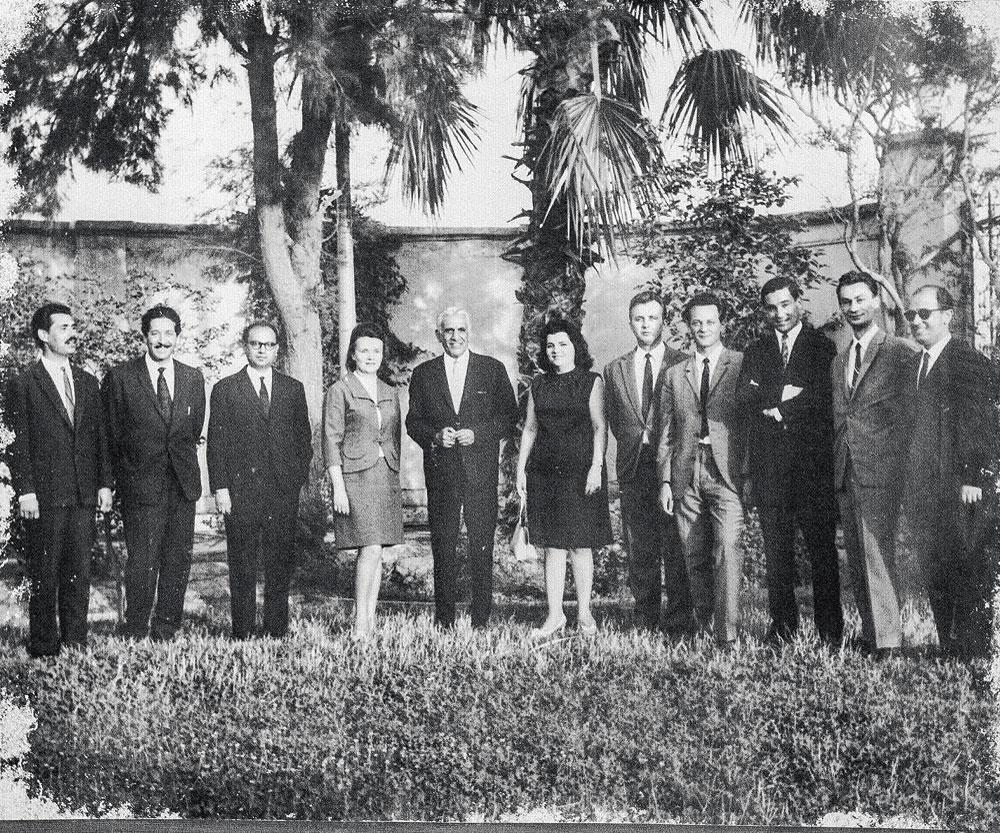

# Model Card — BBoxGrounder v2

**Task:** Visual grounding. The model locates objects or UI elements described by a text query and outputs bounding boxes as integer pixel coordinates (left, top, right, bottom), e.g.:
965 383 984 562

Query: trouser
838 468 901 649
225 491 299 638
620 446 692 633
675 445 745 643
427 472 498 628
758 496 843 644
24 504 94 657
122 478 196 640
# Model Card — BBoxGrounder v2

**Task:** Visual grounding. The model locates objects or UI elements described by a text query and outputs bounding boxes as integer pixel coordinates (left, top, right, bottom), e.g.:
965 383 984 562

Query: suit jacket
7 360 112 508
832 329 916 491
323 373 401 474
207 367 313 503
904 338 999 499
604 344 688 482
657 348 745 502
102 355 206 504
405 351 518 487
736 325 836 508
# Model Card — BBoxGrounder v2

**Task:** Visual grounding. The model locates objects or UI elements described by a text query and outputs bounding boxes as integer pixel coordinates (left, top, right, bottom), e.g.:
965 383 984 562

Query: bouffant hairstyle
537 315 594 373
345 322 386 372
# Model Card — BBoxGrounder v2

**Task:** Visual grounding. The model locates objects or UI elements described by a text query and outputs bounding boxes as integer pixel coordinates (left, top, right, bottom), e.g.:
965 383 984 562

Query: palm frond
628 0 712 52
661 48 791 167
539 93 665 257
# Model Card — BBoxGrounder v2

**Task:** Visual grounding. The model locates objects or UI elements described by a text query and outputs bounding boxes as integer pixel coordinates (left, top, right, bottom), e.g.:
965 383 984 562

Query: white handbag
511 501 537 562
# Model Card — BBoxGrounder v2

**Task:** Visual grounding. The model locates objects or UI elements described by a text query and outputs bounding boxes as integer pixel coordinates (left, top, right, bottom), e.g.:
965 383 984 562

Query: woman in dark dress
323 324 404 638
516 316 612 639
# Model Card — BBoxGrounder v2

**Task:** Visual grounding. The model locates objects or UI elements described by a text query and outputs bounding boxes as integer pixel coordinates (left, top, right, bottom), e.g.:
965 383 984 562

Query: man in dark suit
207 321 312 639
658 293 746 645
902 284 999 658
406 307 518 628
8 303 112 657
102 304 206 640
832 271 915 659
604 290 691 634
736 276 844 647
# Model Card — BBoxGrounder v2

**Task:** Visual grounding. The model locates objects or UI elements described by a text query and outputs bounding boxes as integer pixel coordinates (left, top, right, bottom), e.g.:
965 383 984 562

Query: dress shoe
529 614 567 641
578 617 598 637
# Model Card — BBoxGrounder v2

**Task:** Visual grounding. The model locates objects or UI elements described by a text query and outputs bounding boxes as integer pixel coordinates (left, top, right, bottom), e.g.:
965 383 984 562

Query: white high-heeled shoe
529 614 567 641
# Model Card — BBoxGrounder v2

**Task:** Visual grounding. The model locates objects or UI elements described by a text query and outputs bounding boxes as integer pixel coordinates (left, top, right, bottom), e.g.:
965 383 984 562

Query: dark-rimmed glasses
904 308 948 323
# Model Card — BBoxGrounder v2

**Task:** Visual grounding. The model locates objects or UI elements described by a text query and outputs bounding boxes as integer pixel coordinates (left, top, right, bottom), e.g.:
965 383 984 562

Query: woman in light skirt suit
323 324 403 638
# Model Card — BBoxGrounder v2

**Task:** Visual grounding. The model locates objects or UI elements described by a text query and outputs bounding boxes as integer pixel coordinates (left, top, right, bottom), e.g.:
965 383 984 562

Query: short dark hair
760 276 802 303
836 271 880 301
628 290 665 316
141 304 181 336
537 315 594 373
29 302 72 348
910 283 954 310
682 292 727 323
242 320 280 344
345 322 385 372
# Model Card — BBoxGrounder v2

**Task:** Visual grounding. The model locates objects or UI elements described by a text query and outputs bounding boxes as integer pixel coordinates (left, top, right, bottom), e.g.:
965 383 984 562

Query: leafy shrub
0 612 995 827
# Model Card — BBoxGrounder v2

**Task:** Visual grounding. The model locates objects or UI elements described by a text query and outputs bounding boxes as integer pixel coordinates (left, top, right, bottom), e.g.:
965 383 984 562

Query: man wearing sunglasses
902 285 999 658
207 321 312 639
832 272 915 660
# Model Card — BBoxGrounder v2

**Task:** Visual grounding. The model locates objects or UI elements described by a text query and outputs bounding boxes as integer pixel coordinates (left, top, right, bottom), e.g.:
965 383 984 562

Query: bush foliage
0 612 995 827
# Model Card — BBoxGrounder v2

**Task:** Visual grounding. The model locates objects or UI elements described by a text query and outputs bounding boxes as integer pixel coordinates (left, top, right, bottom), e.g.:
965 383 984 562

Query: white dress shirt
245 365 274 400
633 341 666 444
40 353 74 416
145 353 175 398
694 342 724 446
775 321 803 362
444 350 470 413
846 325 880 391
919 333 951 380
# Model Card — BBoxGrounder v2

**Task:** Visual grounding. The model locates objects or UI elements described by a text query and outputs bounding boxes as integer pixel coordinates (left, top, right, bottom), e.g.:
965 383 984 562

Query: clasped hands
435 426 475 447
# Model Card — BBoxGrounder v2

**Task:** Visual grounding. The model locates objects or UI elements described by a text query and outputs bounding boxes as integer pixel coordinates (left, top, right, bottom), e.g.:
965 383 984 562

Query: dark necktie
699 357 710 438
780 333 789 369
259 376 270 417
156 367 172 420
61 366 75 424
641 352 653 421
850 342 862 393
917 351 930 390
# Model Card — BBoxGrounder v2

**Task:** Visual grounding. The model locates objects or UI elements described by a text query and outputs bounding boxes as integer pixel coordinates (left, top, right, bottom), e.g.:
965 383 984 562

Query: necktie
61 366 75 423
917 351 930 390
641 352 653 420
850 342 862 393
259 376 270 416
156 367 172 420
699 357 710 438
780 333 789 369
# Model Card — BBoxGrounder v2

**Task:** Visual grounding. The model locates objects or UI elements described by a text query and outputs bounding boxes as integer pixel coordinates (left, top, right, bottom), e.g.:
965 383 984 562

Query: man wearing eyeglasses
902 285 999 658
207 321 312 639
832 272 915 660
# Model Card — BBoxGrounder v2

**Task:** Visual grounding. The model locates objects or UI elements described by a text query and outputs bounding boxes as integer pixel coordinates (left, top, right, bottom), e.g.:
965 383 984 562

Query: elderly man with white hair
406 307 518 629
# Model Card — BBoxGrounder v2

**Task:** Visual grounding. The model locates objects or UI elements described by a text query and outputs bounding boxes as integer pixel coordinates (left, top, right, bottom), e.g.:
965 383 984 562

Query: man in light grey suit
658 293 746 645
604 290 691 634
832 271 915 660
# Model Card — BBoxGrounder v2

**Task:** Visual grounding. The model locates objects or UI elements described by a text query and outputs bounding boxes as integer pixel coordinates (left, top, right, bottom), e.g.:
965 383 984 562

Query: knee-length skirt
527 469 612 550
334 457 404 549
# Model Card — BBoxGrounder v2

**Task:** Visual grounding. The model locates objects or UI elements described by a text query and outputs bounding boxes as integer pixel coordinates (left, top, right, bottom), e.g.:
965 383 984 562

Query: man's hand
961 484 983 505
435 426 457 448
659 483 673 515
18 494 39 520
215 488 232 515
455 428 475 446
585 464 602 496
781 384 803 402
515 469 527 500
762 407 783 422
97 488 113 513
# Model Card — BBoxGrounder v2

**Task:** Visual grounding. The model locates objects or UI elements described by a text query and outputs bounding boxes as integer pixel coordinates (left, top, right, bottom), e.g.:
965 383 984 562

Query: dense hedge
0 613 996 827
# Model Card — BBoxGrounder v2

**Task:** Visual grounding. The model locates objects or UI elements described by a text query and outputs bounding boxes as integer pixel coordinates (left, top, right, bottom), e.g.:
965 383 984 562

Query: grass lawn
0 582 996 828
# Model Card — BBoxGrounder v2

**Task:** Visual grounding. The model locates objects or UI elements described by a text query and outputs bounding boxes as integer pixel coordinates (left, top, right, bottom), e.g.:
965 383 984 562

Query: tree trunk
335 121 357 371
245 15 326 425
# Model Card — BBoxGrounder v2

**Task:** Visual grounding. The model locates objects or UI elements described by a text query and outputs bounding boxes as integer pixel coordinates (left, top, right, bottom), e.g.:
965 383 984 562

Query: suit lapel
239 367 269 418
708 350 732 397
169 363 186 428
431 356 457 417
685 356 699 401
457 352 476 415
851 330 885 397
619 353 642 422
32 361 73 429
135 356 167 423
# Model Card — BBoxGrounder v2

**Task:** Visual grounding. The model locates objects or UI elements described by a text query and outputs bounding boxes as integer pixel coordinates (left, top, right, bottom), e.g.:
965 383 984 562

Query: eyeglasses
903 308 948 323
247 341 278 349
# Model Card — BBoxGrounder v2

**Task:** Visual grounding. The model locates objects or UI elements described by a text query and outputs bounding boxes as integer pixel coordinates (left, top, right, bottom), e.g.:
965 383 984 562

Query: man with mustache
8 303 112 657
102 305 206 640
